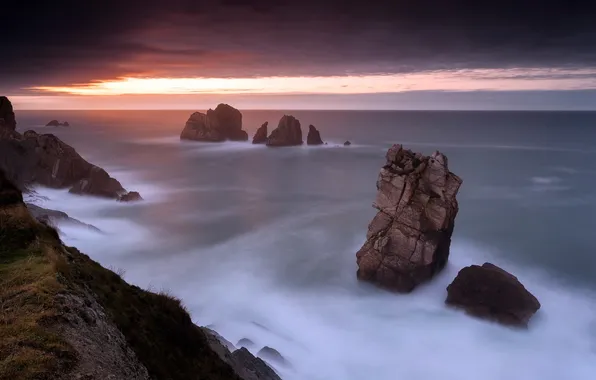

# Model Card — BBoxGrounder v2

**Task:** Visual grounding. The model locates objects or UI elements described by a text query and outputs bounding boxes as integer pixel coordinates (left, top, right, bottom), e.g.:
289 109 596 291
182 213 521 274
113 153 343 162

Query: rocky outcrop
202 328 281 380
446 263 541 327
118 191 143 202
266 115 302 147
180 103 248 142
257 346 287 366
26 203 100 231
306 125 323 145
0 96 16 131
0 126 141 201
356 144 462 292
46 120 70 127
252 122 268 144
343 140 351 146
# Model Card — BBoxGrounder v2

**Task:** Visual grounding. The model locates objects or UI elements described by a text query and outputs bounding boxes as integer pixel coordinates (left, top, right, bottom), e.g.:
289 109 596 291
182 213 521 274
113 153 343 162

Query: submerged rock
356 144 462 292
446 263 541 327
180 103 248 142
306 124 324 145
266 115 302 147
252 122 268 144
343 140 351 146
0 96 16 131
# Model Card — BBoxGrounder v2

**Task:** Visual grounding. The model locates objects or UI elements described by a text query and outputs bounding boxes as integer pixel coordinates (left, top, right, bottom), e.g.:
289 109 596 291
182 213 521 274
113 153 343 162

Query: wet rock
0 96 17 131
343 140 351 146
266 115 302 147
257 346 287 366
118 191 143 202
180 103 248 142
356 144 462 292
306 124 324 145
446 262 541 327
252 122 268 144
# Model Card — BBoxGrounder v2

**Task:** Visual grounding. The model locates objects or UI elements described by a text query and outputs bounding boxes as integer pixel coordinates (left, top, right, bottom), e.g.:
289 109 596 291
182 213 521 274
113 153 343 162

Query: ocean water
17 110 596 379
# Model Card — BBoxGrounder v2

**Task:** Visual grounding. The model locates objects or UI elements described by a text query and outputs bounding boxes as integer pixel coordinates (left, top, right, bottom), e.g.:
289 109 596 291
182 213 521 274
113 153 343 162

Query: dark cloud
3 0 596 93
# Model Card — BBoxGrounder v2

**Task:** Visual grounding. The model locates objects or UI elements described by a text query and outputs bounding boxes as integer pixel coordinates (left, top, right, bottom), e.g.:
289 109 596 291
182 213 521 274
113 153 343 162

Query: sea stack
446 263 541 327
252 122 268 144
46 120 70 127
306 124 324 145
356 144 462 292
180 103 248 142
266 115 303 147
0 96 16 131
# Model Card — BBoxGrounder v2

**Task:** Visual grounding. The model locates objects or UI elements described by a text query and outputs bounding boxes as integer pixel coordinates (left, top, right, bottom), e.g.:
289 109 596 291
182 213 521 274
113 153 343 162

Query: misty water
18 110 596 379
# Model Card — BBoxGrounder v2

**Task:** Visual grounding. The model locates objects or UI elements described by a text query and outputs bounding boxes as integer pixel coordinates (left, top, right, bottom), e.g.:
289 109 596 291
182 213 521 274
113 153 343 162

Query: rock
69 166 125 199
63 121 70 127
0 96 17 130
343 140 351 146
356 144 463 292
257 346 286 366
0 169 23 206
446 263 541 327
118 191 143 202
237 338 256 349
252 122 268 144
26 203 101 232
202 328 281 380
201 327 237 352
266 115 303 147
180 103 248 142
46 119 61 127
306 124 324 145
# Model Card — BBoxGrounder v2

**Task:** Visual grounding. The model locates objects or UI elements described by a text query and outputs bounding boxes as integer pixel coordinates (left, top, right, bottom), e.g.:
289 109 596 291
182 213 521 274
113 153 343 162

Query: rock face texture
356 144 463 292
446 263 541 327
252 122 268 144
180 103 248 142
0 97 141 201
266 115 303 147
202 328 281 380
306 125 324 145
0 96 16 130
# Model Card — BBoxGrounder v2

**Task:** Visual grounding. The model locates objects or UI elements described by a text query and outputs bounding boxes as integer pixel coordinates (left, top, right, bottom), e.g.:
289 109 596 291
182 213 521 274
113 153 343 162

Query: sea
15 110 596 380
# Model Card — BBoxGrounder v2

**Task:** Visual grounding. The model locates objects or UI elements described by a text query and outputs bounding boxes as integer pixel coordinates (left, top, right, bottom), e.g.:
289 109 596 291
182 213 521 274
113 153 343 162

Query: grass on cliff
1 203 240 380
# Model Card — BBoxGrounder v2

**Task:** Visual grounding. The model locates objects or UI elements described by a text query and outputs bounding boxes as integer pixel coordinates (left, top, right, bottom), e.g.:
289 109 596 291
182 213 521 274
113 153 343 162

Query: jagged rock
202 328 281 380
446 263 541 327
0 96 16 131
118 191 143 202
306 124 323 145
356 144 462 292
266 115 302 147
180 103 248 142
343 140 351 146
257 346 287 366
252 122 268 144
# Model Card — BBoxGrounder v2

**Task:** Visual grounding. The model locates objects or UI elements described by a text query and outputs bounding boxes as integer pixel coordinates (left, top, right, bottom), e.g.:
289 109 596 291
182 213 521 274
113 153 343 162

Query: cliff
0 169 278 380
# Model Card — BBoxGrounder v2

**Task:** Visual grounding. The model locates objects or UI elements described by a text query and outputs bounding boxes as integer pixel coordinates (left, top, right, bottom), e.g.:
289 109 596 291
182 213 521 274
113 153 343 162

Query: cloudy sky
4 0 596 109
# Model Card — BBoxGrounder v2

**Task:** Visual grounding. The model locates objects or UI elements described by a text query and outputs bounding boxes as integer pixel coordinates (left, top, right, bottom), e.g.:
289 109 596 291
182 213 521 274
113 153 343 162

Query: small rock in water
257 346 287 366
118 191 143 202
446 262 541 327
252 122 268 144
306 124 324 145
343 140 351 146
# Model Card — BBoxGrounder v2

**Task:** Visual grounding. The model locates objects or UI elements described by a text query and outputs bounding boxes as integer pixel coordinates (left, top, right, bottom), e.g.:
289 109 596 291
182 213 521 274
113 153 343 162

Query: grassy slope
0 201 240 380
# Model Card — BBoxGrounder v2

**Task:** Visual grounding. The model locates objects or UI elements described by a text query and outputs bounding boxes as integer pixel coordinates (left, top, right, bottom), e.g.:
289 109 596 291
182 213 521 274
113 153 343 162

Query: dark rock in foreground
203 328 281 380
180 103 248 142
252 122 268 144
46 120 70 127
343 140 351 146
446 263 541 327
0 96 16 131
266 115 302 147
356 144 462 292
306 124 323 145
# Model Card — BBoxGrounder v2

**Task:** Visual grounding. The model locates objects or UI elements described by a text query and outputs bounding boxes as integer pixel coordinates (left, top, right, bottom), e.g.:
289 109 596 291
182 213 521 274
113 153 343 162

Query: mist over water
19 110 596 379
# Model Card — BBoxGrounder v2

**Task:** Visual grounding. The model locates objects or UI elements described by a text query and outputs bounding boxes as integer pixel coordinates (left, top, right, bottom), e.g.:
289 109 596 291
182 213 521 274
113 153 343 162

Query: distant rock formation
180 103 248 142
0 97 141 202
446 263 541 327
0 96 16 131
46 120 70 127
306 125 323 145
343 140 351 146
266 115 303 147
356 144 462 292
257 346 287 366
252 122 268 144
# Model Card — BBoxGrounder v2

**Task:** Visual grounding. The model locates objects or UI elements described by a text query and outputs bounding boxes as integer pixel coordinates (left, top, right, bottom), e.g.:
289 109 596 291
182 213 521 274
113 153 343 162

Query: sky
3 0 596 110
